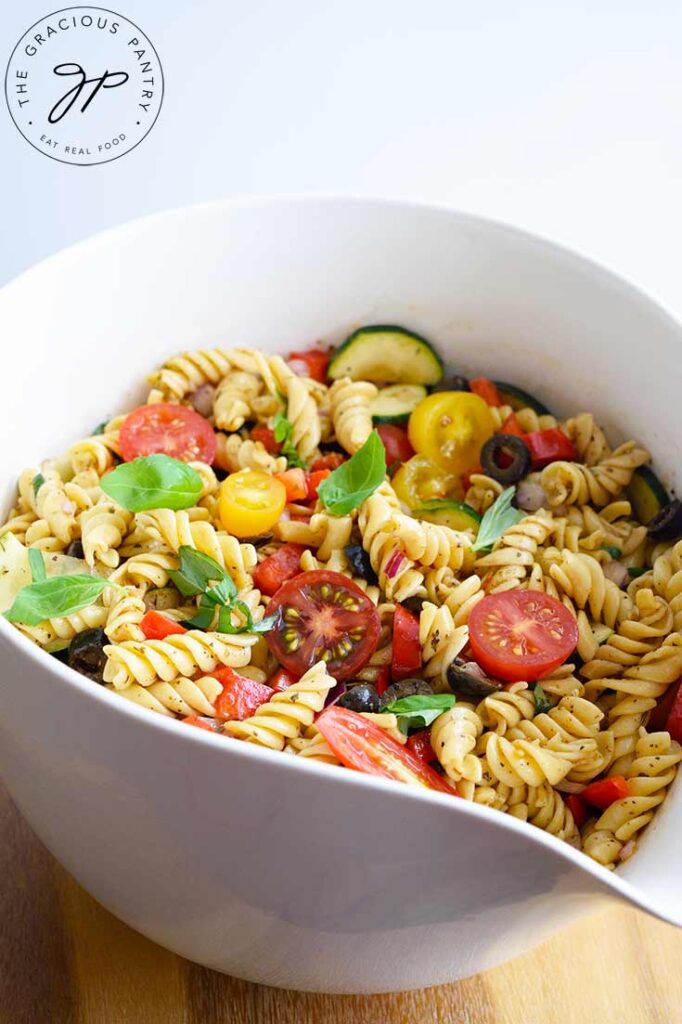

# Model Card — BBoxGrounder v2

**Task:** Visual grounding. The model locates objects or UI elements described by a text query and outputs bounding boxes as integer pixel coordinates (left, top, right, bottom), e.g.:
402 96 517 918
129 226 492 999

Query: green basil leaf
600 545 622 559
187 602 216 630
318 432 387 516
100 454 203 512
92 420 108 436
28 548 46 583
383 693 456 733
272 411 306 469
32 472 45 495
471 486 524 553
173 545 237 600
4 575 112 626
628 566 647 579
533 683 553 715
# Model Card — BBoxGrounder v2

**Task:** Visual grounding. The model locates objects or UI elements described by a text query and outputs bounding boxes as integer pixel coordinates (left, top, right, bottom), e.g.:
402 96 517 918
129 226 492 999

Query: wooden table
2 785 681 1024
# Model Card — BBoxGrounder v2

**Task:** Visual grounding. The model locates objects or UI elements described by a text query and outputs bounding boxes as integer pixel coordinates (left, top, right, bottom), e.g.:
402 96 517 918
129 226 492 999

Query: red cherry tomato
469 378 502 406
212 667 274 721
288 348 330 383
462 463 483 491
182 715 220 732
311 452 346 472
564 793 588 829
523 428 577 469
140 610 187 640
267 667 299 692
374 665 390 696
306 468 331 501
499 412 524 437
650 678 682 741
252 543 307 597
119 403 217 464
581 776 630 809
316 706 458 794
468 591 578 682
407 728 438 764
392 605 422 681
376 424 415 467
275 468 308 502
264 570 381 682
251 425 281 454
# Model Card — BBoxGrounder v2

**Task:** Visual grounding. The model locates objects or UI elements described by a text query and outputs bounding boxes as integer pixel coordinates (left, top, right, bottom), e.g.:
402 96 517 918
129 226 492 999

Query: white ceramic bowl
0 198 680 994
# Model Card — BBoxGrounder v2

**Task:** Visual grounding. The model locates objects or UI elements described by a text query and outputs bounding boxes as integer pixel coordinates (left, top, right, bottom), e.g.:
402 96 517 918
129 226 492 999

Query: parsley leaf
628 566 647 579
382 693 456 734
533 683 553 715
471 486 524 553
317 431 387 516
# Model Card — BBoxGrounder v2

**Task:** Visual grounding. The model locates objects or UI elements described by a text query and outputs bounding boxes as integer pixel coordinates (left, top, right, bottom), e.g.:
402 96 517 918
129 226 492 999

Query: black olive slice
338 684 382 713
67 628 108 683
480 434 532 486
65 539 85 559
647 499 682 541
344 544 378 584
446 658 501 698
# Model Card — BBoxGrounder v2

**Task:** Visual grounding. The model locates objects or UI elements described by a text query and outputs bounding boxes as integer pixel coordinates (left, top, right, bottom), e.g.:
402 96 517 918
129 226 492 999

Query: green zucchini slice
494 382 551 416
413 499 482 533
627 466 670 525
371 384 427 424
328 326 444 385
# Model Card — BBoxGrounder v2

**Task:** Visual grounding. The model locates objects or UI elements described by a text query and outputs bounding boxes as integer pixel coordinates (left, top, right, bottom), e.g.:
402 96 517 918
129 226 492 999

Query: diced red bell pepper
470 378 502 406
407 728 438 764
268 667 299 692
251 425 281 454
212 667 274 721
182 714 220 732
392 605 422 681
140 610 187 640
581 776 630 809
306 468 331 501
275 468 308 502
376 424 415 465
523 428 577 469
500 412 524 437
564 793 588 829
311 452 346 472
374 665 390 697
663 679 682 743
288 348 330 383
252 543 306 596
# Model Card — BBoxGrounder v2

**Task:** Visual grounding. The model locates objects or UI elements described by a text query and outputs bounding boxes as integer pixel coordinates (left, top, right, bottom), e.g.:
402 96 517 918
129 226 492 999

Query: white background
1 0 681 319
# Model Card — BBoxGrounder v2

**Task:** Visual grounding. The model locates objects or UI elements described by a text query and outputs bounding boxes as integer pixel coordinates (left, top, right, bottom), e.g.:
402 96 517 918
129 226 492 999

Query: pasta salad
2 324 681 870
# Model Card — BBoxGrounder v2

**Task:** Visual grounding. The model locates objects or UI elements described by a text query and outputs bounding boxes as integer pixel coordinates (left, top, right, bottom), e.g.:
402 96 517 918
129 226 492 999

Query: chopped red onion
323 681 347 708
603 560 629 589
384 551 404 579
515 480 549 513
189 383 216 418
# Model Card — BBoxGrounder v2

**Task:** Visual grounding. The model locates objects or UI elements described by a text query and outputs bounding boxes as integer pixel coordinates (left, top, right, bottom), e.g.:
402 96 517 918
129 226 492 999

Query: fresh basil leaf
28 548 46 583
32 472 45 495
628 566 647 579
169 545 238 601
318 432 387 516
600 545 622 559
4 575 112 626
383 693 456 733
533 684 553 715
471 486 524 553
187 601 216 630
100 454 203 512
92 420 108 436
272 411 306 469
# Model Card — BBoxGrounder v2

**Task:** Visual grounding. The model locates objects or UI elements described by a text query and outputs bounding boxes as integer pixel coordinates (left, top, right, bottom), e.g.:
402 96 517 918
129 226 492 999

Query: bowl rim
1 192 680 923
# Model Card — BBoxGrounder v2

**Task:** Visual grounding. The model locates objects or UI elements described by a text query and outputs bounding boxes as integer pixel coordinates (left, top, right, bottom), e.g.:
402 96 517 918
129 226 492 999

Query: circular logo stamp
4 6 163 165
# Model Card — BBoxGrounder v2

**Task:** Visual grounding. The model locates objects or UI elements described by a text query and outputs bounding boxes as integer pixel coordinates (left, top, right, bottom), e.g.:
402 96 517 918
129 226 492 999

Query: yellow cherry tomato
392 455 461 509
408 392 495 474
219 470 287 538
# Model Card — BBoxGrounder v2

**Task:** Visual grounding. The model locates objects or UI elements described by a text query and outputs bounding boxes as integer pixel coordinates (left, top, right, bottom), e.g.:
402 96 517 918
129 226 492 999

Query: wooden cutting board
2 783 681 1024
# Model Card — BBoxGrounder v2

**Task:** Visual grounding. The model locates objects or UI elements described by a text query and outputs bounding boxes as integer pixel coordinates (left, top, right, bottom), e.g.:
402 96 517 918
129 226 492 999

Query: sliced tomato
306 468 331 501
499 412 524 438
376 424 415 467
581 776 630 809
564 793 588 829
469 378 502 406
265 570 380 682
140 610 187 640
523 428 577 469
212 667 274 721
218 470 287 537
182 714 220 732
251 425 281 454
664 681 682 744
407 728 438 764
253 543 307 596
649 678 682 741
288 348 330 383
409 392 494 475
311 452 346 472
392 455 458 508
275 468 308 502
267 667 299 692
468 591 578 683
119 403 217 463
316 706 458 794
392 605 422 680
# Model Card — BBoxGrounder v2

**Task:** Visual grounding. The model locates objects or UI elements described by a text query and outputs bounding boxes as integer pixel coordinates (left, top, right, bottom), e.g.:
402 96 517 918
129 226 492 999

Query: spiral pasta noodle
103 630 257 689
113 674 223 718
431 704 483 783
358 493 426 602
541 441 649 507
215 432 287 475
329 377 377 454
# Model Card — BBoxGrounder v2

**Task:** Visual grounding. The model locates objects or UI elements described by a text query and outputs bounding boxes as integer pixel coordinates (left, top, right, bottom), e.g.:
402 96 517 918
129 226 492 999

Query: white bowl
0 197 680 994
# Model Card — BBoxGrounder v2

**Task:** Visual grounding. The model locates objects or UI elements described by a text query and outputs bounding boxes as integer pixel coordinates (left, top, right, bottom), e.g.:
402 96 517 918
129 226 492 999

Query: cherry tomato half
288 348 330 383
218 470 287 538
251 425 281 454
140 610 187 640
469 378 502 406
468 591 578 682
119 403 217 464
392 605 422 680
311 452 346 472
316 706 458 794
651 678 682 742
275 468 308 502
376 424 415 467
408 392 495 475
392 455 459 509
264 570 380 682
252 542 307 596
212 667 274 721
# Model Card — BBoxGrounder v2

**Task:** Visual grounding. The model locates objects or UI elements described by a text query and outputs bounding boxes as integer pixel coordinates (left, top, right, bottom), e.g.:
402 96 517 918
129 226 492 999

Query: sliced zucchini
627 466 670 525
593 624 614 646
328 326 444 385
371 384 427 424
414 499 481 533
494 382 551 416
